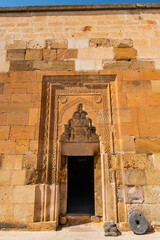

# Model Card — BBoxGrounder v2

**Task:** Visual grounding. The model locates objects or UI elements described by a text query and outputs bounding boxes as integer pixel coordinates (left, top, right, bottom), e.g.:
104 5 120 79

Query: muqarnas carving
61 104 99 143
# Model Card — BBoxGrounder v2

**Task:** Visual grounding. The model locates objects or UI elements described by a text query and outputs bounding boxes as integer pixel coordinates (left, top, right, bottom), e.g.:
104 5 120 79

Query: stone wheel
128 212 148 235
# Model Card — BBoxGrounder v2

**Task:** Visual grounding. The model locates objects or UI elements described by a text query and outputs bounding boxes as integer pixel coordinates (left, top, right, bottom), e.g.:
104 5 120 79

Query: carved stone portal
34 75 117 226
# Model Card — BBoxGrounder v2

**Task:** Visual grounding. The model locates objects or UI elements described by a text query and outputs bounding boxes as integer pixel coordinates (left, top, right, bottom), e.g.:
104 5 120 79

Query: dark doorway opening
67 156 95 215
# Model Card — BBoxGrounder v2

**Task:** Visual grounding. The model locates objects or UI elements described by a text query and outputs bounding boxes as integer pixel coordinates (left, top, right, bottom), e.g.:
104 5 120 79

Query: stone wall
0 4 160 230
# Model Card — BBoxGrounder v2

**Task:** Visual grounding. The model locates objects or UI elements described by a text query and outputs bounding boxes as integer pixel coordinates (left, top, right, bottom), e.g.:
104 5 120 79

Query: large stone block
118 202 126 222
6 40 26 49
7 50 26 61
25 49 42 61
68 39 89 49
150 204 160 221
27 40 46 49
78 48 114 60
33 60 75 71
143 185 160 204
29 108 39 126
89 38 110 47
23 154 37 169
110 39 133 48
125 170 146 186
13 185 35 204
0 170 11 185
2 155 22 170
0 113 7 125
135 138 160 154
145 169 160 185
15 140 29 154
42 49 56 61
11 170 26 185
7 112 29 126
0 103 31 112
114 48 137 60
0 126 10 140
0 186 13 204
57 49 78 60
153 153 160 169
10 126 35 140
13 204 34 223
10 61 33 71
46 39 68 49
0 140 15 154
0 204 13 222
127 204 151 222
126 186 144 204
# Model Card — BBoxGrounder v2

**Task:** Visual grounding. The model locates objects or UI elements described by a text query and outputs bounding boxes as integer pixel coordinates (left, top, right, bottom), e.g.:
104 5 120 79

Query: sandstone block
23 154 37 169
6 40 26 49
89 38 110 47
0 204 13 222
153 153 160 169
7 112 29 126
149 106 160 122
127 93 147 107
75 60 102 71
2 155 22 170
57 49 78 60
143 185 160 204
125 170 146 186
127 204 151 222
15 140 29 154
0 170 11 185
7 49 26 61
0 113 6 125
0 140 15 154
114 48 137 60
42 49 56 61
10 61 33 71
0 61 10 73
78 48 114 60
0 40 6 50
0 186 12 204
25 50 42 61
46 39 68 49
68 39 89 49
126 186 144 204
29 140 38 154
0 82 4 93
110 39 133 48
33 60 75 71
145 169 160 185
0 103 31 112
135 138 160 154
116 137 136 153
27 40 46 49
11 170 26 185
29 108 39 126
13 204 34 222
118 202 126 222
0 126 10 140
13 185 35 204
151 80 160 92
11 94 32 103
10 126 35 140
150 204 160 222
0 50 7 62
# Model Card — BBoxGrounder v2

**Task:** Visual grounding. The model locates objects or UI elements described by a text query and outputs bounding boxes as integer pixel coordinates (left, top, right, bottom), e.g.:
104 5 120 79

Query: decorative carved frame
37 74 117 224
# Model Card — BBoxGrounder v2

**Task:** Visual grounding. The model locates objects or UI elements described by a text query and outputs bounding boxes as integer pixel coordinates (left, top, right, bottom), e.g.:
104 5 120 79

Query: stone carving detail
94 96 102 104
61 103 99 143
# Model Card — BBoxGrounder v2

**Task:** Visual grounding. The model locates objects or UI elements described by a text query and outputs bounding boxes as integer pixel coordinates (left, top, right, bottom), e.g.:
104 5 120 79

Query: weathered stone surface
145 169 160 185
13 204 34 222
0 140 15 154
125 170 146 186
110 39 133 48
33 60 75 71
153 153 160 169
23 154 37 169
0 170 11 185
7 112 29 125
15 140 29 154
104 221 121 236
68 39 89 49
11 170 26 185
135 138 160 154
42 49 56 61
10 61 33 71
118 202 126 222
103 60 155 70
126 186 144 204
46 39 68 49
0 126 10 140
6 40 26 49
7 49 26 61
114 48 137 60
2 155 22 170
89 38 110 47
25 50 42 61
10 126 35 140
27 40 46 49
143 185 160 204
13 186 35 204
57 49 78 60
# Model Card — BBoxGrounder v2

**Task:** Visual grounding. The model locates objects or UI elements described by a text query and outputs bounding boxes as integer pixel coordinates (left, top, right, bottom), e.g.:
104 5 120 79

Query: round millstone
128 212 148 235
